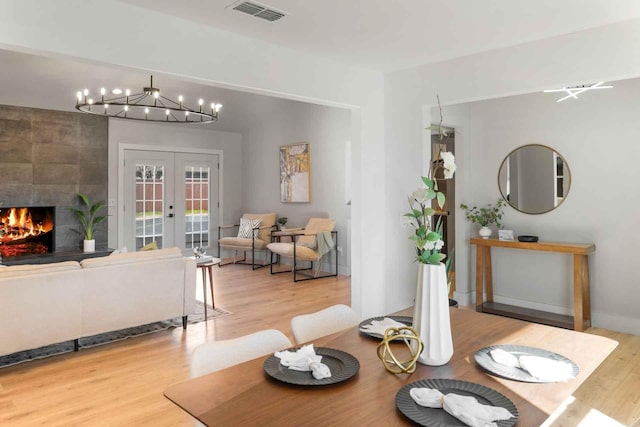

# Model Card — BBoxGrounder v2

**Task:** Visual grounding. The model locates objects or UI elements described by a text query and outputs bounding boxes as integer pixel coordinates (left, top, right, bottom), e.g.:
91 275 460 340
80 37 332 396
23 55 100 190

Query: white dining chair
190 329 292 378
190 329 292 427
290 304 360 345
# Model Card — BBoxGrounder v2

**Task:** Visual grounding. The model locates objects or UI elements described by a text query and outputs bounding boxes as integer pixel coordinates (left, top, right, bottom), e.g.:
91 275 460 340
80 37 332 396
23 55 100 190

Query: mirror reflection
498 144 570 214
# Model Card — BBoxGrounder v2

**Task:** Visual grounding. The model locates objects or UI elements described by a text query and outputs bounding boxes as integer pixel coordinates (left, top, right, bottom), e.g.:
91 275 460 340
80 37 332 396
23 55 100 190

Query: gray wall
239 97 352 274
0 104 108 251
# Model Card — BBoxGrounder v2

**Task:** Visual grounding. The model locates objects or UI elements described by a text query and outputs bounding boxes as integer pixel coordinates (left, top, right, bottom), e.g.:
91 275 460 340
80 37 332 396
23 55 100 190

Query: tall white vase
413 263 454 366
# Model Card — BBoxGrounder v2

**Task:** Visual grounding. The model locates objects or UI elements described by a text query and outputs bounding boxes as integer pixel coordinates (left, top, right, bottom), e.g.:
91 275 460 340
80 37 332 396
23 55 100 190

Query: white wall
385 18 640 334
238 97 352 274
457 79 640 334
107 119 243 249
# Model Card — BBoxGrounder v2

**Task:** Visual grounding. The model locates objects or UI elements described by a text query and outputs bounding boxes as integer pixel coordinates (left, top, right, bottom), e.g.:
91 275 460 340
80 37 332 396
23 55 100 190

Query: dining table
164 307 618 426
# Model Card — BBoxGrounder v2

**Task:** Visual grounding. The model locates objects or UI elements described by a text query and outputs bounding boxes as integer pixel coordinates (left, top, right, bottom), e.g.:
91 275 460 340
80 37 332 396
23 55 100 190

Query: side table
193 257 221 320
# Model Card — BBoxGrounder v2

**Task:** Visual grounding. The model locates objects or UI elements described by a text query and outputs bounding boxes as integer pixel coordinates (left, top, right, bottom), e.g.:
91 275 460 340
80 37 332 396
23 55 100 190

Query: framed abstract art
280 143 311 203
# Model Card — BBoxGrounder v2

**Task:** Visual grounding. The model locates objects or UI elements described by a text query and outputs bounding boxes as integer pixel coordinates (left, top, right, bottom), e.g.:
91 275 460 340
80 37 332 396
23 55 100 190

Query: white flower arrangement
404 151 456 265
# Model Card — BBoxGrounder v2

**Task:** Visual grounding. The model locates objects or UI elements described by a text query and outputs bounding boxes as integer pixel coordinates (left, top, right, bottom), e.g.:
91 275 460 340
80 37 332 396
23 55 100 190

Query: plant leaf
426 253 446 264
436 192 445 209
421 177 434 189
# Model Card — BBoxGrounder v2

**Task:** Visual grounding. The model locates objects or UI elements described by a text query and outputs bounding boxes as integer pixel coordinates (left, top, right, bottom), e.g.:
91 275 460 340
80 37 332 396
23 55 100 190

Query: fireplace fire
0 206 55 258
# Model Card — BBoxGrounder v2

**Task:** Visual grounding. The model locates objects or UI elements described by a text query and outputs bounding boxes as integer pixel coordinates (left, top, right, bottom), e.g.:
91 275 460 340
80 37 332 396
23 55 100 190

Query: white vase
479 226 492 239
412 263 454 366
83 239 95 253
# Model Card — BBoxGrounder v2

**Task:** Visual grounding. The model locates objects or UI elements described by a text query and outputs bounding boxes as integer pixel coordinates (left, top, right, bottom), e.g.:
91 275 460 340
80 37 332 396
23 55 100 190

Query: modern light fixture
75 75 222 123
544 82 613 103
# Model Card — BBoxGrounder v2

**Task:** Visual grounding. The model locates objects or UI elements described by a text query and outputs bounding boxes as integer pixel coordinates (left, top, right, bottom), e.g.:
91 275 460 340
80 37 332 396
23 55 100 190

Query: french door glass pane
184 166 210 248
135 164 164 250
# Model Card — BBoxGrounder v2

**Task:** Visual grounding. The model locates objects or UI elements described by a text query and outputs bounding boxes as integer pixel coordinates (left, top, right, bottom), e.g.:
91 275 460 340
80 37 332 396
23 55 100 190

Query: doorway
123 149 219 252
431 129 455 295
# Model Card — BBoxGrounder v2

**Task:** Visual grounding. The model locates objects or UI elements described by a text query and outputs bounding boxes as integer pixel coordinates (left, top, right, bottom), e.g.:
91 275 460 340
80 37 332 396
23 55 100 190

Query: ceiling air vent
228 1 287 22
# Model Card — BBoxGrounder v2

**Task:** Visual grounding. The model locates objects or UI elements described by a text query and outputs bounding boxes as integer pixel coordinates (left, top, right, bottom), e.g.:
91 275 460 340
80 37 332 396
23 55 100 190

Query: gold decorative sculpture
376 326 424 374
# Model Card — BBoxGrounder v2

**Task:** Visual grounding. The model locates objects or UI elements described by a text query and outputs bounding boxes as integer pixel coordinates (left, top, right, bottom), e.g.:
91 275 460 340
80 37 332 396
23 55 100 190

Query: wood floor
0 265 637 426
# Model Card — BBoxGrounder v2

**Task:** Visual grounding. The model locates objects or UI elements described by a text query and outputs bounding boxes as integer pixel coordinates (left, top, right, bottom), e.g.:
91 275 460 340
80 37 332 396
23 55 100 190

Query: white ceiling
3 0 640 123
121 0 640 72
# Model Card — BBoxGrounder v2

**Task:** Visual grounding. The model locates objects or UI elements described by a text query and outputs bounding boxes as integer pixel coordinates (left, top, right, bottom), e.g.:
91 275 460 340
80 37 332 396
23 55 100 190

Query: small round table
195 257 221 320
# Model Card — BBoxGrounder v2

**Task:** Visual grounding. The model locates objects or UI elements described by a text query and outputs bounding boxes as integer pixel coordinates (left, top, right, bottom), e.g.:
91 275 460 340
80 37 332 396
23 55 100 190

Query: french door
123 150 219 252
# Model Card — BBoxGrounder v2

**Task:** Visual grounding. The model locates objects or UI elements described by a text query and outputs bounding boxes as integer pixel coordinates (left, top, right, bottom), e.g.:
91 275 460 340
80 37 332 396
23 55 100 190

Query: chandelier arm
128 93 150 105
159 95 180 108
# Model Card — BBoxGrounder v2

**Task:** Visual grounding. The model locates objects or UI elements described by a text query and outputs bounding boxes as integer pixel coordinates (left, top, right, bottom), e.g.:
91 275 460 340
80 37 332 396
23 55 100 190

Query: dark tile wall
0 104 108 251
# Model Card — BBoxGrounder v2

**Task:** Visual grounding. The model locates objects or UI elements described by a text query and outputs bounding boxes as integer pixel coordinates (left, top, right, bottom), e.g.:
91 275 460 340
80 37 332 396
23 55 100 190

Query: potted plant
70 192 106 252
277 217 288 230
459 199 507 239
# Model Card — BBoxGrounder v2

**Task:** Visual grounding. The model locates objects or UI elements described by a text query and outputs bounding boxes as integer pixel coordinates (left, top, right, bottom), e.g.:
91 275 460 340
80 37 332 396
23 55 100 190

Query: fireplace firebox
0 206 55 258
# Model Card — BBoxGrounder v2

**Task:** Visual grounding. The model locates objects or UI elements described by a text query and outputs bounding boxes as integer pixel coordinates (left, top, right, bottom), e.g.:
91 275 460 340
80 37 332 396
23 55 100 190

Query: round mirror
498 144 571 214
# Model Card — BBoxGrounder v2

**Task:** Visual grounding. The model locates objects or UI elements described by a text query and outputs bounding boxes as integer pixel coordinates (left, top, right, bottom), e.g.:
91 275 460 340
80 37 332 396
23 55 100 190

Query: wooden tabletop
164 308 617 427
469 238 595 255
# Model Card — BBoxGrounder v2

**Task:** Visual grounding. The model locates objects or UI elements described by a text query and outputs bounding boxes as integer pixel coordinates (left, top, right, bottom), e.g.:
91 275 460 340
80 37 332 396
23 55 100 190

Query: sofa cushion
0 261 82 278
237 218 261 239
266 242 320 261
141 241 158 251
219 237 268 250
81 247 182 269
242 213 276 243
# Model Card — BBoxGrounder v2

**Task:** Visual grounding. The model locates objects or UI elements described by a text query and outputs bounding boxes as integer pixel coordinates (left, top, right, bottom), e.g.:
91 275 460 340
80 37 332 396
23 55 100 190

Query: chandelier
543 81 613 103
75 75 222 123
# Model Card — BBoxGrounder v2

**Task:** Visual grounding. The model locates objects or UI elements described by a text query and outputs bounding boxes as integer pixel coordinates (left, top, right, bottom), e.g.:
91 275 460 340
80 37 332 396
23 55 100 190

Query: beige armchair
217 213 277 270
267 217 338 282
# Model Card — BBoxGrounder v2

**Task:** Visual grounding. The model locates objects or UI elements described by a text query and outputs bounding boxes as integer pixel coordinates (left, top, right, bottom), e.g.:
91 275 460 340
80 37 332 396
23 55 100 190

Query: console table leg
475 246 484 311
484 247 494 303
573 254 591 331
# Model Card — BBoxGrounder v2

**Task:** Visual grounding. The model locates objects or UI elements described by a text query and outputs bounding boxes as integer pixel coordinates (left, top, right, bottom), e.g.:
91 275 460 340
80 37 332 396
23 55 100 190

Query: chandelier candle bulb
179 95 183 108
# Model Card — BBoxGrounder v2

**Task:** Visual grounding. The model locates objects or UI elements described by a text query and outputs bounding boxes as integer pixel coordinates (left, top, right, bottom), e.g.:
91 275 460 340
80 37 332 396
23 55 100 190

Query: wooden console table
470 238 595 331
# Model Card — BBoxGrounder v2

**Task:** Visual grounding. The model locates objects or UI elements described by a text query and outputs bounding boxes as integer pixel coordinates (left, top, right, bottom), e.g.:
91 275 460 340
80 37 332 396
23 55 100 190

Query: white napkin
410 388 514 427
274 344 332 379
489 348 574 382
359 317 407 336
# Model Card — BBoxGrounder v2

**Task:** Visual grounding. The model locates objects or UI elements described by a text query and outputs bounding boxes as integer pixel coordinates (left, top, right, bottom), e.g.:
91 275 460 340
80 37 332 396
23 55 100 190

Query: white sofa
0 247 196 358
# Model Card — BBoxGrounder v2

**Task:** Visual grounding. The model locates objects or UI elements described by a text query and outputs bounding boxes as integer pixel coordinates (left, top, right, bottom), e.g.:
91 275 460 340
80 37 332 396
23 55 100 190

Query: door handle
167 213 174 218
